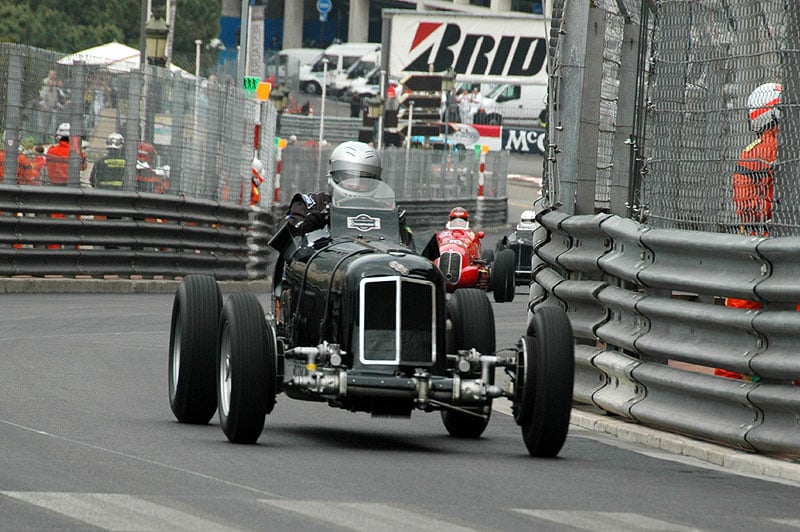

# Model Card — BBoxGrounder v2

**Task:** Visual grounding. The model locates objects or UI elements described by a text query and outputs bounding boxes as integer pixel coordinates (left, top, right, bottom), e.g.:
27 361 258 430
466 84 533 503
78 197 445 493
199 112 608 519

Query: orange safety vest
732 127 777 225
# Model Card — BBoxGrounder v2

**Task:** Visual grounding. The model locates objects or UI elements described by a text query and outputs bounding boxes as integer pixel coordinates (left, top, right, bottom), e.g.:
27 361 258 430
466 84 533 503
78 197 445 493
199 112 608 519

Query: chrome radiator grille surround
438 252 462 284
358 276 436 366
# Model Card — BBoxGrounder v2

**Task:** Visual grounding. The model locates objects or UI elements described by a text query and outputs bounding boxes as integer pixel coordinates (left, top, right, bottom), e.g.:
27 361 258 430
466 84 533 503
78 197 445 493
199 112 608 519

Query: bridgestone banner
383 10 548 85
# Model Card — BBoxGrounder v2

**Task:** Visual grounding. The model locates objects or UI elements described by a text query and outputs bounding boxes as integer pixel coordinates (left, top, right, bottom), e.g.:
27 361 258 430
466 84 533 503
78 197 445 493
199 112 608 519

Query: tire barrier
531 210 800 454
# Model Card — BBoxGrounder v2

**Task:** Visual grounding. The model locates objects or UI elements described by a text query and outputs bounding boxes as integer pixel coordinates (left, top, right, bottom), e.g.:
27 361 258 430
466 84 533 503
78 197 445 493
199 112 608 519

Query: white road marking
1 492 242 531
513 509 704 531
260 500 478 532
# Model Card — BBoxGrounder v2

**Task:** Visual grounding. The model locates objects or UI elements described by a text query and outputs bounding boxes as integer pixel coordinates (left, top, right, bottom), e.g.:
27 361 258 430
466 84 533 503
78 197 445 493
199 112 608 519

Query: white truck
382 10 548 125
300 42 381 95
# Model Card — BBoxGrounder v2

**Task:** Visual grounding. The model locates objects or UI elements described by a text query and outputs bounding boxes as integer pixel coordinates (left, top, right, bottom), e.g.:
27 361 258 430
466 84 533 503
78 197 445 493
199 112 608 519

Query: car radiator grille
512 243 533 273
438 252 462 284
359 276 436 366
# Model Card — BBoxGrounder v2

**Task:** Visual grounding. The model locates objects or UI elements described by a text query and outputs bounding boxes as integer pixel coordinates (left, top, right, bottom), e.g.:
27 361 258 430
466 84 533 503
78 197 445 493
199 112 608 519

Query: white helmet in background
517 209 537 231
748 82 782 133
106 132 124 150
252 157 264 174
328 141 382 193
56 122 71 139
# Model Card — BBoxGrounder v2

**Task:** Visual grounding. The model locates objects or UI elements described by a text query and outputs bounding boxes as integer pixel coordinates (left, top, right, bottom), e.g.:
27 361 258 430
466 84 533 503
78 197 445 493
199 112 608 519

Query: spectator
30 144 47 185
46 122 86 186
717 82 785 380
90 133 127 189
86 73 112 135
136 142 168 193
350 92 361 118
468 85 483 124
457 88 470 124
0 142 34 185
38 70 61 142
250 157 265 206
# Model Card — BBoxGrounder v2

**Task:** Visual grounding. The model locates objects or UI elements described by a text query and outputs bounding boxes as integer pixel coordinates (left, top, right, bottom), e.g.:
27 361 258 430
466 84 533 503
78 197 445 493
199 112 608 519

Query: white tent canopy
59 41 193 78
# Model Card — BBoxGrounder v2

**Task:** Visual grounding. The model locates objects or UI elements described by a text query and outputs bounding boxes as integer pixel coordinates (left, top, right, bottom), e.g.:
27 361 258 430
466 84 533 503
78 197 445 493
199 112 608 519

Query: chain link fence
545 0 800 237
0 43 275 206
277 144 507 205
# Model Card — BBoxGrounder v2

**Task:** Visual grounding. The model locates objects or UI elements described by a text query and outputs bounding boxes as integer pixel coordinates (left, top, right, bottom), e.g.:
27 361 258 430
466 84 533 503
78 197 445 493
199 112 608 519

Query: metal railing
532 210 800 454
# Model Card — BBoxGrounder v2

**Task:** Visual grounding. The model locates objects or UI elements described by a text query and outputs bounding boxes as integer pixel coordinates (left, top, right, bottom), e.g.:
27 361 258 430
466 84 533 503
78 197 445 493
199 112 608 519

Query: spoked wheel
168 275 222 424
442 288 496 438
492 248 516 303
515 306 574 457
218 292 277 444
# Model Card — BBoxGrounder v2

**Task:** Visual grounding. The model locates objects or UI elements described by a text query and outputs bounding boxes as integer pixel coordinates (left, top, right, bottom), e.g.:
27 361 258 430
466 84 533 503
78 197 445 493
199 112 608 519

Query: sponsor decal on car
347 214 382 232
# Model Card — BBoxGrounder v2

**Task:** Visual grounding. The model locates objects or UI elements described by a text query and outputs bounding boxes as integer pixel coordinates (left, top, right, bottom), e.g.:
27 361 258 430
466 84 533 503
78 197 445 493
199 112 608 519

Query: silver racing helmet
328 141 382 194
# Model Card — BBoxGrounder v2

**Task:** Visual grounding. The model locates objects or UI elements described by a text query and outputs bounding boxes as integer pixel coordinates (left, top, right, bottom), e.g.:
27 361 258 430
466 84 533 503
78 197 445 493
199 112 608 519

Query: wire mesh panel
641 1 798 235
0 43 275 207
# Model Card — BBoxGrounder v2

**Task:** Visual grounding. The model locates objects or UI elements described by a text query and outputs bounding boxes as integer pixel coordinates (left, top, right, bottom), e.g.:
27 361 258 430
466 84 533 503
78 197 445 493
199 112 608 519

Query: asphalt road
1 288 800 531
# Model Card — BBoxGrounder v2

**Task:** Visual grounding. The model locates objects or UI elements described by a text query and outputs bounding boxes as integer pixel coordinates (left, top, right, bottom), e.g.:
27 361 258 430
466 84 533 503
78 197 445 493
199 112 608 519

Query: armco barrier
0 185 277 280
0 185 509 281
532 210 800 454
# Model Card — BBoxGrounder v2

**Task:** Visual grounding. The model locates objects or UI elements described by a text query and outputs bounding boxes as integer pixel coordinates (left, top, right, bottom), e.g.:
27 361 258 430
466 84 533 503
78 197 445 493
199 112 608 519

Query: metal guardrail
277 115 361 145
0 184 508 282
0 185 277 280
532 210 800 454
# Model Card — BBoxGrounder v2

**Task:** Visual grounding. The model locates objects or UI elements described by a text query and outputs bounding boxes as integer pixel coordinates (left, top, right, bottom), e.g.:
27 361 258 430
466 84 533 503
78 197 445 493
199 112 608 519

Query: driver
281 141 413 247
446 206 471 230
282 141 380 234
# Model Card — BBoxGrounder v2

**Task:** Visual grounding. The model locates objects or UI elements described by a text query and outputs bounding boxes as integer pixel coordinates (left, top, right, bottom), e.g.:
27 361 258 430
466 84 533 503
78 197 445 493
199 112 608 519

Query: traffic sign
243 76 260 94
255 81 272 102
317 0 332 15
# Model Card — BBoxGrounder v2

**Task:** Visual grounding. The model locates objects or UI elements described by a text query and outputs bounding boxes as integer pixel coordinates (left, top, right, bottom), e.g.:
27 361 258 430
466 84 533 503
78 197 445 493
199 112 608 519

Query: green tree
0 0 218 60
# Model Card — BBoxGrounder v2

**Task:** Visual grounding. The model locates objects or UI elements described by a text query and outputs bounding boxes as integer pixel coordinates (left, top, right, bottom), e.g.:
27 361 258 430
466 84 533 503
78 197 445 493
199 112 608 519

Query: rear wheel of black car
492 248 516 303
168 275 222 424
516 306 574 457
442 288 496 438
218 292 276 444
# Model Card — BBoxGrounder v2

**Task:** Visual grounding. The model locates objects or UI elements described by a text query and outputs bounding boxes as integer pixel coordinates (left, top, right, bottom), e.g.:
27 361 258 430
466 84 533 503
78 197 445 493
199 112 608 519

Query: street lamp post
366 97 384 146
441 67 456 145
145 16 169 67
441 67 456 178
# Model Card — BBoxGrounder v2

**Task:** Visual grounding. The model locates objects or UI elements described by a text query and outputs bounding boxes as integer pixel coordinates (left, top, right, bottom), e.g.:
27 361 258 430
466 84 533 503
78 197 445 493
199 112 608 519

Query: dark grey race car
167 182 574 457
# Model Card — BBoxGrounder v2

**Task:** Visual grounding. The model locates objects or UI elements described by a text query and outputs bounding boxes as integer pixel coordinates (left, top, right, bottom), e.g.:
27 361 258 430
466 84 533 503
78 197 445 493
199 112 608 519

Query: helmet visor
331 170 380 192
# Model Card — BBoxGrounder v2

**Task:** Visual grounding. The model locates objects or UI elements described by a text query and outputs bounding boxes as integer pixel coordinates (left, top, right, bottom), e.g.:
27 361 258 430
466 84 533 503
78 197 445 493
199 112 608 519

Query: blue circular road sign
317 0 332 15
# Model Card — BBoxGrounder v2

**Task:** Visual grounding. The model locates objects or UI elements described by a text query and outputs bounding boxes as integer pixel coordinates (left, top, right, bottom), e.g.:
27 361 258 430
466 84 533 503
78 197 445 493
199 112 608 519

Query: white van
276 48 324 80
299 42 380 95
329 50 380 96
478 83 547 125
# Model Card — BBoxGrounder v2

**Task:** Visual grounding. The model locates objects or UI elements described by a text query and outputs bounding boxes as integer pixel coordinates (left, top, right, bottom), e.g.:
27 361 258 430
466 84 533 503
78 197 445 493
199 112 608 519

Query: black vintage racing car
494 210 541 286
167 181 574 457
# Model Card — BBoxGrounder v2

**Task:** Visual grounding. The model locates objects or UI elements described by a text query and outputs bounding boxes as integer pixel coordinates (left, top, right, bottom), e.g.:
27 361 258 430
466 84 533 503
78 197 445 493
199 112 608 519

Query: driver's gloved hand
302 210 328 232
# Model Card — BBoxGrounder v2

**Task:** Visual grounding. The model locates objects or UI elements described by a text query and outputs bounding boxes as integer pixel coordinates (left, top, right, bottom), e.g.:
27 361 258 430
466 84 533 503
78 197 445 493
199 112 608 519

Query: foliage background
0 1 220 73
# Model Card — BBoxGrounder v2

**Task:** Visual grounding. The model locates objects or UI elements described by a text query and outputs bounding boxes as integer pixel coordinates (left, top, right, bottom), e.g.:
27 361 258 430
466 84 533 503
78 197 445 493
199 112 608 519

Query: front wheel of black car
442 288 496 438
492 248 516 303
517 306 574 457
218 292 276 444
168 275 222 424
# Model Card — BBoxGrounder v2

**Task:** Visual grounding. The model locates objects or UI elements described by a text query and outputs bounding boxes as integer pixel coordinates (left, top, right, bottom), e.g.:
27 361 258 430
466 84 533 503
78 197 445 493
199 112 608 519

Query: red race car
434 207 516 302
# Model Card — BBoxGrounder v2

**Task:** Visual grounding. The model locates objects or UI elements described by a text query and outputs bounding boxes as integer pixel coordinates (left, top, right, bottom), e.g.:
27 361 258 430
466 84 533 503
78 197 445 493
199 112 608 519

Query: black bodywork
272 182 449 415
496 227 535 284
168 181 575 457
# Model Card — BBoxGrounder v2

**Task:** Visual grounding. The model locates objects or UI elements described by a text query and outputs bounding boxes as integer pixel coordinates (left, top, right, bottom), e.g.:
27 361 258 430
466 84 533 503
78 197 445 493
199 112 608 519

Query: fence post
4 47 23 180
273 137 284 205
476 144 488 226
